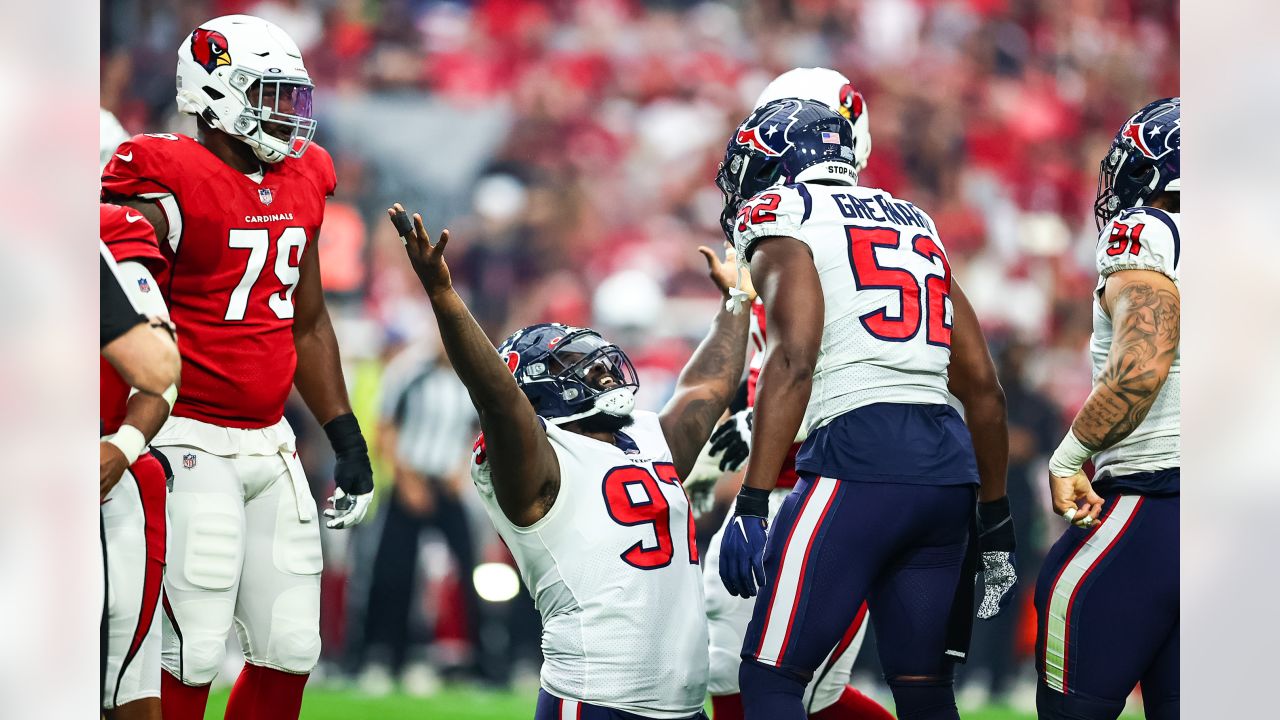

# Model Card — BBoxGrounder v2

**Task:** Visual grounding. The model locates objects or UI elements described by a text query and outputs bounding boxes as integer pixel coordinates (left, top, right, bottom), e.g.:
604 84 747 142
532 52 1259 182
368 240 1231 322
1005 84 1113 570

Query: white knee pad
163 598 235 685
262 586 321 673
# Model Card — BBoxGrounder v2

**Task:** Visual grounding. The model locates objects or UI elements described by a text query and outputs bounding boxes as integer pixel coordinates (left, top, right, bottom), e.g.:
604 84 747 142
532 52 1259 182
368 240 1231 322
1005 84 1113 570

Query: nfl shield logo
258 188 274 205
183 453 197 469
137 277 151 293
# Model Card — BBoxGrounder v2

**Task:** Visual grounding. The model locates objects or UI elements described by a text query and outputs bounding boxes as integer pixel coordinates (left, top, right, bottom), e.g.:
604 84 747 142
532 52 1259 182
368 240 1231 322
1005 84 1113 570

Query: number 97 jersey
102 133 336 429
734 183 955 435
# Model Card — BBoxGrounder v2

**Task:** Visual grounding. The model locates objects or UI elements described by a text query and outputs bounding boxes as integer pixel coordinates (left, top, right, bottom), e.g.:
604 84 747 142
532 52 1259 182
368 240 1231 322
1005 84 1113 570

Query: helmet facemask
224 71 316 163
518 331 640 426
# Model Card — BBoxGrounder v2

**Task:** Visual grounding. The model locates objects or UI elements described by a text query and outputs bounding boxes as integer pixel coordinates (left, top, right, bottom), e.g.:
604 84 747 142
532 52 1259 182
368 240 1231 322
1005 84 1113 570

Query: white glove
684 433 727 519
324 487 374 529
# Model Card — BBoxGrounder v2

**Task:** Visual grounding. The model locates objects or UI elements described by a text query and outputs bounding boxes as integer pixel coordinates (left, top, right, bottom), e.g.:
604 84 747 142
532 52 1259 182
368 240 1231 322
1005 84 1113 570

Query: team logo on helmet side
504 351 521 374
838 84 864 120
190 28 232 73
735 100 803 157
1120 104 1180 160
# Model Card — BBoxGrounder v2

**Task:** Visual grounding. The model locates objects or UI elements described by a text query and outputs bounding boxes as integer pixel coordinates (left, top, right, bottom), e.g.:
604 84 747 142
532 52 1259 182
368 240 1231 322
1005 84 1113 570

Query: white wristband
162 384 179 410
128 383 179 410
1049 430 1093 478
106 425 147 466
725 287 752 314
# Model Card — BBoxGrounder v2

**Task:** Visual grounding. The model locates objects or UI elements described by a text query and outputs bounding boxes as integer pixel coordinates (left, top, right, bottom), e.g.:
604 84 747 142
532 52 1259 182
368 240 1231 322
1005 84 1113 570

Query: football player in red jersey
100 203 176 720
101 15 373 720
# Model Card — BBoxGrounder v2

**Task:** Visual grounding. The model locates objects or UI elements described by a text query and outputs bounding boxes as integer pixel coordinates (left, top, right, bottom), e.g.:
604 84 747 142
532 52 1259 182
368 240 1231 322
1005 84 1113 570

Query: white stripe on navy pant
559 697 581 720
755 477 840 666
1043 495 1144 693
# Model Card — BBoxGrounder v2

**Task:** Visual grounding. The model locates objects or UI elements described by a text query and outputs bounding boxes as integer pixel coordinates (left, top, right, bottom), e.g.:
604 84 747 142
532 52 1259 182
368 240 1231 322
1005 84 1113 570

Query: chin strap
547 387 636 426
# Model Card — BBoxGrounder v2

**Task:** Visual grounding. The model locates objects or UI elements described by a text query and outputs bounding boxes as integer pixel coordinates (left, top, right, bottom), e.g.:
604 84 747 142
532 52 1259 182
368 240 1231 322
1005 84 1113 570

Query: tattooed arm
659 246 752 480
1048 268 1180 525
1072 269 1181 450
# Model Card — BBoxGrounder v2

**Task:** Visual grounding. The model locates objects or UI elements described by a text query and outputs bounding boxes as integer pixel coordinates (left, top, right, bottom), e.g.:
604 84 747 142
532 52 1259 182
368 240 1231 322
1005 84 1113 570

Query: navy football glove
976 496 1018 619
709 409 752 472
719 486 770 598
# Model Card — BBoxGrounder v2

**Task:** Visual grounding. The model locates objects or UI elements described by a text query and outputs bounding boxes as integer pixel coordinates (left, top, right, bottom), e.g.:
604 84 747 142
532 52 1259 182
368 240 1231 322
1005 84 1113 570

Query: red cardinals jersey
100 203 167 435
745 299 800 489
102 133 336 429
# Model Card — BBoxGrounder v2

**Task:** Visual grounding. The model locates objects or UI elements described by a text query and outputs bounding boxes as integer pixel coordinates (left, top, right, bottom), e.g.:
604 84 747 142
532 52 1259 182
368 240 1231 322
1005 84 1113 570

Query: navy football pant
534 690 707 720
739 476 974 720
1034 494 1179 720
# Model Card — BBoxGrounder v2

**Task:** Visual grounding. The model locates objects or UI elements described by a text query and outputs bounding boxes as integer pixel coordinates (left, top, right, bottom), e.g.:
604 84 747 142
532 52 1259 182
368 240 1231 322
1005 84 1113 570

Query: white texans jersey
471 411 707 718
1090 207 1181 478
734 182 954 434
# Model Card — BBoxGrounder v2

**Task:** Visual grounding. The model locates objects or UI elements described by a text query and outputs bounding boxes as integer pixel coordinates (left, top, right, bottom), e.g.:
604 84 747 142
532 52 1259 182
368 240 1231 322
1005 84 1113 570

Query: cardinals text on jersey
102 133 336 428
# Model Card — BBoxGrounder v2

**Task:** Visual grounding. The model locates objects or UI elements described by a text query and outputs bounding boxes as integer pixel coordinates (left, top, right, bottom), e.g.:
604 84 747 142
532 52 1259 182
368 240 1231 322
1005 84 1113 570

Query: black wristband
323 413 367 456
977 495 1011 531
735 486 771 518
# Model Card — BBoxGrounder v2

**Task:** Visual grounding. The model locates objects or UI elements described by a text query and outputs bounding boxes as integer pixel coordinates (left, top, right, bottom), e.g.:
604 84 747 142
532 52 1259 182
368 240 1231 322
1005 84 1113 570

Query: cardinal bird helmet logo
190 28 232 73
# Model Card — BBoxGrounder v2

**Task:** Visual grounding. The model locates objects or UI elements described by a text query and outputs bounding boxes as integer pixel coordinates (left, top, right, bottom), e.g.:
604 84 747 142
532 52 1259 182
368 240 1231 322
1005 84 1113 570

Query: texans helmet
754 67 872 174
716 98 857 240
1095 97 1180 228
497 323 638 425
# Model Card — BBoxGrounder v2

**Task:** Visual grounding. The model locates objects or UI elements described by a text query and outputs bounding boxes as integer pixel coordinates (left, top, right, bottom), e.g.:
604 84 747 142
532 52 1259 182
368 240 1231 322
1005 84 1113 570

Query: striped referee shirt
380 349 477 479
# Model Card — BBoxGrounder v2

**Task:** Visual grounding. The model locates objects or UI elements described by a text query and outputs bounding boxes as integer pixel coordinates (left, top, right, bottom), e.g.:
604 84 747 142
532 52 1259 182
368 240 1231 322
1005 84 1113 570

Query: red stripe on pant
829 602 869 667
114 453 168 705
1050 498 1144 694
775 481 841 664
754 480 820 659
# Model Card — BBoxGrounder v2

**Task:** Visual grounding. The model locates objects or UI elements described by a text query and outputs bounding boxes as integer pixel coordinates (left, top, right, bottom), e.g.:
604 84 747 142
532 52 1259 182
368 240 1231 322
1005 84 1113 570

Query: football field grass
205 687 1142 719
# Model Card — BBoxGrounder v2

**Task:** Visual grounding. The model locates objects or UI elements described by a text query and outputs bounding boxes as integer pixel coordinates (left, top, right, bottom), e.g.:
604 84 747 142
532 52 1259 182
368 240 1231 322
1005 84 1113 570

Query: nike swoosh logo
115 151 133 162
125 213 144 223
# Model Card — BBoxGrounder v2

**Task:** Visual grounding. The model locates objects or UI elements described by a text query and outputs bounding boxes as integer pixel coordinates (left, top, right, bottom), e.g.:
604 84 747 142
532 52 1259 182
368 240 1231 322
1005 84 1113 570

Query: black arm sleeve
728 377 750 414
101 247 145 348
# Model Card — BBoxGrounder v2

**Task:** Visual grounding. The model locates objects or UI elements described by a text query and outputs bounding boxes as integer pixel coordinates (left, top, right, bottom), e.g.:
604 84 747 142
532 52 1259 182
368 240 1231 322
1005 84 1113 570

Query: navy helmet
497 323 638 425
1095 97 1180 228
716 98 858 240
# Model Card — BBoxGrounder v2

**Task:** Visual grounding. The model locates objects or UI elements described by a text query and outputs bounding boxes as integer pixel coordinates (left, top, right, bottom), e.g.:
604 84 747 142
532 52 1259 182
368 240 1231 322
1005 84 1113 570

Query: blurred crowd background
100 0 1178 709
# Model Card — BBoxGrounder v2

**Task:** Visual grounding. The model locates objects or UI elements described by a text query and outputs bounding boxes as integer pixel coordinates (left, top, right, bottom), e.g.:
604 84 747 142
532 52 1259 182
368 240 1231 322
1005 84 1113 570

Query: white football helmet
175 15 317 163
755 67 872 174
100 108 130 171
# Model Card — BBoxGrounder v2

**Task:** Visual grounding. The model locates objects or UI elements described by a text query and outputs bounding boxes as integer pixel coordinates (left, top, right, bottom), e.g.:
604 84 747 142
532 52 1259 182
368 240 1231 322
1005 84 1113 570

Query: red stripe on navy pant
775 481 841 664
1060 497 1143 693
114 458 167 705
830 602 869 666
754 480 820 658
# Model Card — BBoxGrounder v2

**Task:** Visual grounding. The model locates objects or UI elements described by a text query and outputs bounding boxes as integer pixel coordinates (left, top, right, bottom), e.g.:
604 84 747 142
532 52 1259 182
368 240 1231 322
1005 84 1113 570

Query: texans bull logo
734 99 804 157
191 27 232 73
1121 104 1180 160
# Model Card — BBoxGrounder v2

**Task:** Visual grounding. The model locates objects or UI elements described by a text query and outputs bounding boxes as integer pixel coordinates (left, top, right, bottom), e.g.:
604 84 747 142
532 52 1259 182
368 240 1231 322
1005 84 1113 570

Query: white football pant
153 416 322 685
102 453 168 708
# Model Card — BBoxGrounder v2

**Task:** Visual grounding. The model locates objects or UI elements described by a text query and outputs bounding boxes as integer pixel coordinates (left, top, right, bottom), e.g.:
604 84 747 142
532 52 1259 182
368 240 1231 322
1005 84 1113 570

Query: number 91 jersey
734 183 955 435
102 133 336 429
1090 207 1181 482
471 412 708 718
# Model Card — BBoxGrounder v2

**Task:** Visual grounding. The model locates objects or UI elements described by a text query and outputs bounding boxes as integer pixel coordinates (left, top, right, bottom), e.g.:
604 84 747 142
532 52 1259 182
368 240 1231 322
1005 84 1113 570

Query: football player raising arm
390 204 751 524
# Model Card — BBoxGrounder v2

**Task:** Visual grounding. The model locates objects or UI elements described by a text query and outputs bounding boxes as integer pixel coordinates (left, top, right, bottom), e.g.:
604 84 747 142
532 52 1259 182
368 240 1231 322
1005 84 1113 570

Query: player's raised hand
698 242 756 302
389 203 452 300
1050 469 1105 528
